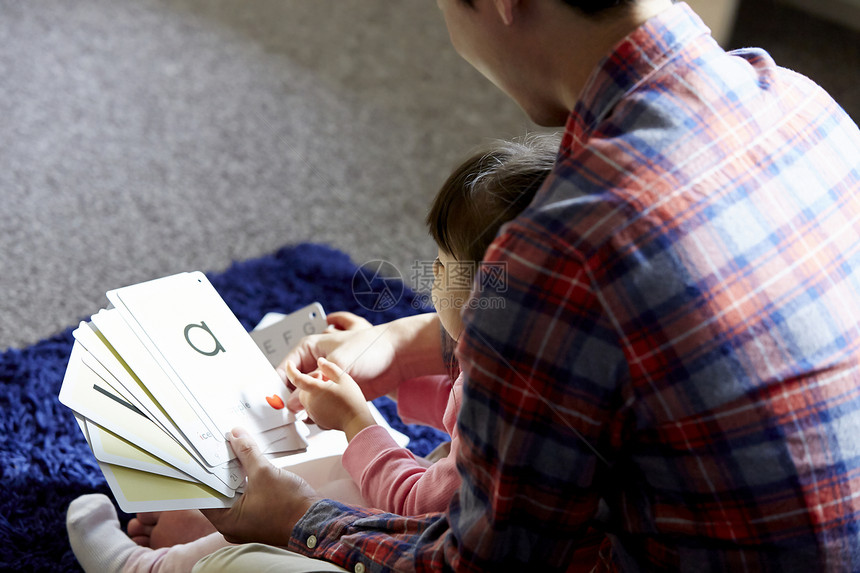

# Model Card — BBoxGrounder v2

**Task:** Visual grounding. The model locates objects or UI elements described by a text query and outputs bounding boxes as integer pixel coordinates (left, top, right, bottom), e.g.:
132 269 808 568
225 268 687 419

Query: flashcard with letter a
106 272 293 445
59 343 243 494
85 309 230 467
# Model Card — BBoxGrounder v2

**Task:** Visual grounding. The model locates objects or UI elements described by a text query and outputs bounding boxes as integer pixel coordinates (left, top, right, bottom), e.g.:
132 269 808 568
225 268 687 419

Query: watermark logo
352 259 509 313
410 260 508 310
477 262 508 294
352 260 404 312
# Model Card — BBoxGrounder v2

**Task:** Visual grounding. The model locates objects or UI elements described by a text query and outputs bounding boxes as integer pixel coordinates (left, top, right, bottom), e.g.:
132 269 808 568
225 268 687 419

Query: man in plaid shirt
201 1 860 571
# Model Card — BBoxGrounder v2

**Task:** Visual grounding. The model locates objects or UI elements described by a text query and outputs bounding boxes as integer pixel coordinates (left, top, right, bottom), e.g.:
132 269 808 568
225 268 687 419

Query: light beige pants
192 544 349 573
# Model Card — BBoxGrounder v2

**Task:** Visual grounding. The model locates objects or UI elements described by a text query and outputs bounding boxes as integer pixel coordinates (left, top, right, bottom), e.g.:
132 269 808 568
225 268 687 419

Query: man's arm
203 427 455 572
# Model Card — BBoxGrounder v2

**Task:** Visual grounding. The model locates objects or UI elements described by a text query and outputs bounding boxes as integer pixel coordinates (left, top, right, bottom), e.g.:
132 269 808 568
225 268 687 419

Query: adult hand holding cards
59 272 327 512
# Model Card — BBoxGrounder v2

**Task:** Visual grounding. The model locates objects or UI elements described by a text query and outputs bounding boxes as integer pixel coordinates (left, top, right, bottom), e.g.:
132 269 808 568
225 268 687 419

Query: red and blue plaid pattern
288 4 860 571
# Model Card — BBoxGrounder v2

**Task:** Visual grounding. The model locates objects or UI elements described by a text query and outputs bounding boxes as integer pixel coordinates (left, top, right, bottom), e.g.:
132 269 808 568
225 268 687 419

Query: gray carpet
1 0 857 351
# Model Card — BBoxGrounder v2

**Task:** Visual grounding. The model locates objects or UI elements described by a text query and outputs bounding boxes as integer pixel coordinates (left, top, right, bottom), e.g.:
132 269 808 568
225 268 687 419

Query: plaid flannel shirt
288 4 860 571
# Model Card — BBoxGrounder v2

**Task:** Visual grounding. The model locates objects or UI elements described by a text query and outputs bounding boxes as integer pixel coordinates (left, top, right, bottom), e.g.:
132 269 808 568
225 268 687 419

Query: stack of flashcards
59 271 326 512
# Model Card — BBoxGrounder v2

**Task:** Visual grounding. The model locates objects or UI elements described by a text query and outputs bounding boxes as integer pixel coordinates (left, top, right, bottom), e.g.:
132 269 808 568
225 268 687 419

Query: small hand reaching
324 311 373 332
279 312 444 415
286 357 377 441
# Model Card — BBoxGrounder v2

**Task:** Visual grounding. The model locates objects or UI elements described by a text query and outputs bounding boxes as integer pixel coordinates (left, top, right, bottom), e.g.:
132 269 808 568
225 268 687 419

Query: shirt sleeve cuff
288 499 365 557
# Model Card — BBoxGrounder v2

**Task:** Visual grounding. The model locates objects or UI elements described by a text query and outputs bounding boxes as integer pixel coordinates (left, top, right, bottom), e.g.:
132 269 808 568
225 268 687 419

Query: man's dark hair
558 0 633 15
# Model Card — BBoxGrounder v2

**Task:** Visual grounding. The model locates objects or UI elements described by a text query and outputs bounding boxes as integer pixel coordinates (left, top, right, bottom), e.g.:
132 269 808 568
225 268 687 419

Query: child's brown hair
426 133 561 266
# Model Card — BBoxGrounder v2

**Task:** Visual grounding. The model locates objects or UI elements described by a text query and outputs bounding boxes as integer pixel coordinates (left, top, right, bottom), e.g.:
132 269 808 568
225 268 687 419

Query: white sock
66 494 142 573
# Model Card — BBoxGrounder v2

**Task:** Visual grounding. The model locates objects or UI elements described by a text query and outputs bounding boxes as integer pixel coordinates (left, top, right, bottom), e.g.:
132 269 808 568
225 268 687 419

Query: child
285 133 561 515
66 133 561 572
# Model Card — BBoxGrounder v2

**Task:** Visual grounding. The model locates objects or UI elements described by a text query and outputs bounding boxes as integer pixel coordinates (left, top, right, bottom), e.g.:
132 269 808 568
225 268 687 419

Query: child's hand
285 357 377 441
325 311 373 331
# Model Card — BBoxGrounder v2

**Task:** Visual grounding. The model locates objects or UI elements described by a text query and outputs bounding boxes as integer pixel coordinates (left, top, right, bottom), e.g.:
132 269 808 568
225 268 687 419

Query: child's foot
67 494 142 573
127 509 218 549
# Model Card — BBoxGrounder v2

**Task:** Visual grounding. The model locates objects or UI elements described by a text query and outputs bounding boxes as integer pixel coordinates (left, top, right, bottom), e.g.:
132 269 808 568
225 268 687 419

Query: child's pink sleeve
396 374 453 430
342 374 464 515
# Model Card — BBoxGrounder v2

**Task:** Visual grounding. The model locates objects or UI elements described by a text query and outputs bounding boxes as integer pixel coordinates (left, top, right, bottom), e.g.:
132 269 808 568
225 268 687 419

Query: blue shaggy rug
0 243 446 571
